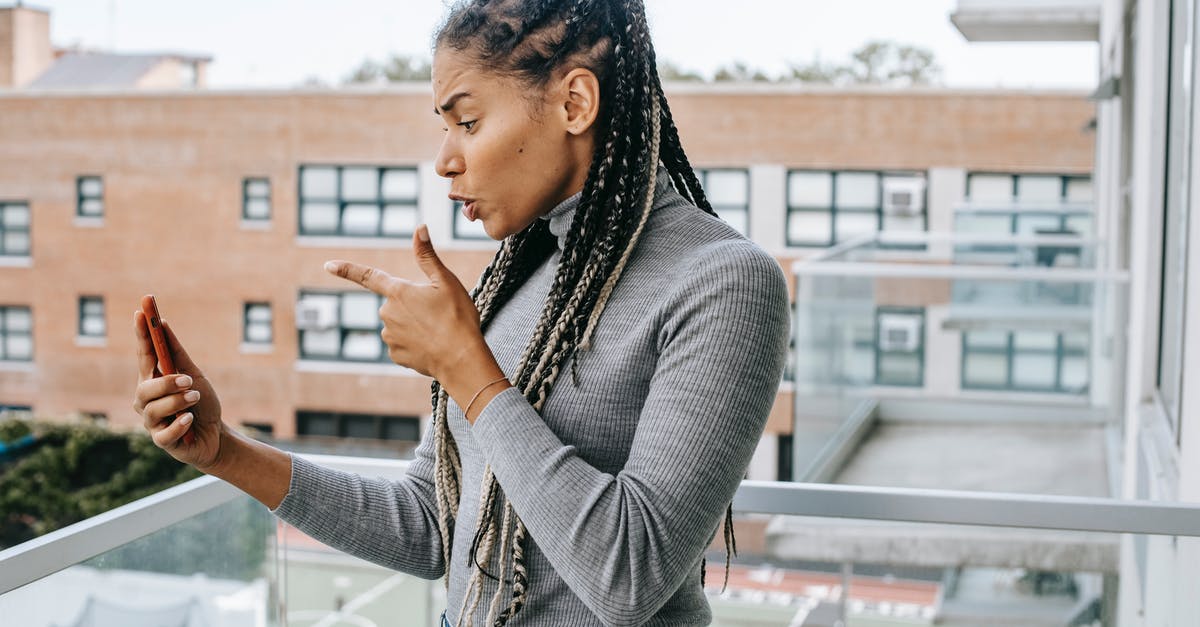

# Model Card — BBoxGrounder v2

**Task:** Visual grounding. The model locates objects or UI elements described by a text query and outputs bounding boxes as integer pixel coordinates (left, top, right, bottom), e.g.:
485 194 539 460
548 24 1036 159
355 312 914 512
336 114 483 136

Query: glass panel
245 322 271 344
716 208 749 236
965 330 1007 349
244 198 270 220
79 177 103 196
1013 331 1057 351
789 211 832 245
704 170 748 205
81 316 105 337
381 417 419 441
343 330 383 360
381 169 418 199
343 415 377 439
881 213 923 233
968 174 1012 202
5 335 32 360
6 308 31 331
79 199 103 216
877 353 921 386
788 171 832 207
3 204 29 227
342 203 381 236
1065 215 1093 235
301 167 338 198
1016 175 1062 202
382 204 418 236
299 413 337 436
3 232 30 254
1063 332 1089 351
836 172 879 209
1012 353 1058 388
1061 355 1090 390
340 293 379 330
245 179 270 197
299 202 339 233
834 211 877 242
955 213 1012 234
301 328 339 357
82 299 103 316
1015 214 1064 235
964 352 1008 386
340 167 378 201
246 304 271 323
1065 178 1093 202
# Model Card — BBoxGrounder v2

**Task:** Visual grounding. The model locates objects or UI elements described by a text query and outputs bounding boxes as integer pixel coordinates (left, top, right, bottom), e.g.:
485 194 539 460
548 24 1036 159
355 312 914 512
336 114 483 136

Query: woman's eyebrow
435 91 473 114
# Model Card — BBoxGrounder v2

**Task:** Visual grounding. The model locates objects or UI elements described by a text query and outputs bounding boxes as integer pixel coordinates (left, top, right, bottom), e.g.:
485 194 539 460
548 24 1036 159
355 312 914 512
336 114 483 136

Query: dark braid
432 1 736 623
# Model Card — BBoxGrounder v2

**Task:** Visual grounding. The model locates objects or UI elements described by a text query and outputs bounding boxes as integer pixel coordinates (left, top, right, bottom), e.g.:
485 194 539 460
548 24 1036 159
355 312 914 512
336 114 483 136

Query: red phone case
141 295 196 445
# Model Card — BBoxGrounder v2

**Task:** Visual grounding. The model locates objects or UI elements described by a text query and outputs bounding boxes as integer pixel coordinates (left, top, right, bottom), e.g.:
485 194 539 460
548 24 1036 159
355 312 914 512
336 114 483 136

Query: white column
750 164 786 251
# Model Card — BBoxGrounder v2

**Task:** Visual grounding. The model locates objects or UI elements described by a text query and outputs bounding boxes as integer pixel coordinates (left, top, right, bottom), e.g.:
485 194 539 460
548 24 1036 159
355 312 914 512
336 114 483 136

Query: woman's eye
456 120 477 132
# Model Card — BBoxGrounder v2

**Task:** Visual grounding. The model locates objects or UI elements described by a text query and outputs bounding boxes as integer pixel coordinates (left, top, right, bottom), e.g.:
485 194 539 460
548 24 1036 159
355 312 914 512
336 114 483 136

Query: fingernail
418 225 430 243
184 390 200 402
179 412 193 426
324 261 338 272
176 375 192 388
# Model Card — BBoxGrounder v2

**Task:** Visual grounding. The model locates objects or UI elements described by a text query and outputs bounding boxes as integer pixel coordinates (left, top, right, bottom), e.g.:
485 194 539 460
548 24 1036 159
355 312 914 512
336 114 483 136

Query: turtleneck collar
540 166 674 251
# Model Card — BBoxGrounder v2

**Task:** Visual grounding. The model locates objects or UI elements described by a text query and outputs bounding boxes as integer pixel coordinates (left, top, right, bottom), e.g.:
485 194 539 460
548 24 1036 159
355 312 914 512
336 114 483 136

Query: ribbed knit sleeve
470 239 790 626
270 424 446 579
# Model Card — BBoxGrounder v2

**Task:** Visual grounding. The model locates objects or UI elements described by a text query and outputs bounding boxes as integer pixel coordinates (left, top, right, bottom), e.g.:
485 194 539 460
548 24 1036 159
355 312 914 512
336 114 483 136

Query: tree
343 53 433 84
787 40 941 87
712 61 773 83
658 60 705 82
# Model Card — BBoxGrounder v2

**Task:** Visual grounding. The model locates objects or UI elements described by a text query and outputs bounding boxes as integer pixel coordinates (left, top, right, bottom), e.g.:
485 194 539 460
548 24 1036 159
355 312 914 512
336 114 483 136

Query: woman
132 0 789 624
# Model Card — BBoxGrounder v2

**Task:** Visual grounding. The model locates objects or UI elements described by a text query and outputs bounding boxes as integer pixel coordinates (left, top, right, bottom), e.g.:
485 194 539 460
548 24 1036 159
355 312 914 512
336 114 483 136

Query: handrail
4 453 1200 596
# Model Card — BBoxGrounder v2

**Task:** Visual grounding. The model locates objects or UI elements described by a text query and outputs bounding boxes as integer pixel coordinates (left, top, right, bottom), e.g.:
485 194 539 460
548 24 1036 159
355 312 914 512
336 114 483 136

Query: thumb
412 224 448 283
161 319 202 376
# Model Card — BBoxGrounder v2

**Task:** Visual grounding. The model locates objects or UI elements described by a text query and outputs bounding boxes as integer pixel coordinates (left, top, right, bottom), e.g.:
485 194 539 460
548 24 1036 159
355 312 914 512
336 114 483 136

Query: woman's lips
462 201 477 221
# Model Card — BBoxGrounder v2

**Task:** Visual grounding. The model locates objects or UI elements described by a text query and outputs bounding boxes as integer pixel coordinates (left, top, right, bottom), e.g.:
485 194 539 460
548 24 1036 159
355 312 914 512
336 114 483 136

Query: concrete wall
0 6 53 88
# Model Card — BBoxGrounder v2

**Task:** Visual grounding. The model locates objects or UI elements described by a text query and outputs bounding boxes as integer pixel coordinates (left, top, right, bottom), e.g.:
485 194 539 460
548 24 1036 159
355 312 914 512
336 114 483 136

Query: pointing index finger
325 260 397 295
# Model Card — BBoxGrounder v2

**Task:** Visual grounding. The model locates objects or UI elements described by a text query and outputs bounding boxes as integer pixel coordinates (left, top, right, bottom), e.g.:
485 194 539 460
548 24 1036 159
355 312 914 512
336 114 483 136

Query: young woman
132 0 789 624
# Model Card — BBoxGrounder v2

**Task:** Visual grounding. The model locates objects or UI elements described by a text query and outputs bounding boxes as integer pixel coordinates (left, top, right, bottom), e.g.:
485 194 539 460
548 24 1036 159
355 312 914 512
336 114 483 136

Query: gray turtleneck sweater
271 176 790 626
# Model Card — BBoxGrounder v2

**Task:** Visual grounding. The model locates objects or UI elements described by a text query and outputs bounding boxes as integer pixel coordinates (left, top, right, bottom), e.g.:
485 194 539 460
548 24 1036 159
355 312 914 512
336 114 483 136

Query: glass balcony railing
3 455 1200 626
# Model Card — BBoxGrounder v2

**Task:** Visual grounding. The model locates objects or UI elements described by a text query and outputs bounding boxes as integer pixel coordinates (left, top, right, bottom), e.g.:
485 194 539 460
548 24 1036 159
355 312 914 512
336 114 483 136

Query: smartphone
140 294 196 445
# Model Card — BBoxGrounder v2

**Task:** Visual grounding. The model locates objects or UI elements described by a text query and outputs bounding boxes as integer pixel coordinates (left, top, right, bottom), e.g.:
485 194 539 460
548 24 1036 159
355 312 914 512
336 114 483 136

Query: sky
28 0 1099 89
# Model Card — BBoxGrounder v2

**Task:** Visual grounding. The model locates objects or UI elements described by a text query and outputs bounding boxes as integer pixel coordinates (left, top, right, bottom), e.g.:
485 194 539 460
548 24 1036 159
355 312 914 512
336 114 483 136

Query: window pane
82 299 103 316
298 413 337 437
788 171 832 207
381 417 420 441
301 328 340 356
381 169 418 199
3 205 29 227
1065 215 1092 235
343 330 382 360
968 175 1012 203
300 202 339 233
844 345 874 384
878 353 921 386
1016 176 1062 202
1012 353 1057 388
6 335 32 360
246 304 271 323
301 167 338 198
955 213 1011 234
245 179 270 197
341 167 378 201
244 199 270 220
1065 178 1092 203
704 170 748 205
342 203 381 236
79 177 103 196
965 330 1007 349
3 232 30 254
789 211 832 245
79 199 103 216
1015 214 1063 235
1061 356 1090 390
246 322 271 344
382 204 418 236
81 316 105 336
1014 331 1057 351
881 213 923 233
6 308 31 331
343 415 377 439
1063 332 1089 351
964 352 1008 386
836 172 879 209
341 293 379 330
715 208 748 236
834 211 877 242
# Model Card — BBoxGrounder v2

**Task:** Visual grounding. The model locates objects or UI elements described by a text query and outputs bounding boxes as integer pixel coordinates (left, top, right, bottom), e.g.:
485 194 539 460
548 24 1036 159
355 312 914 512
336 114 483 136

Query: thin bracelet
464 376 510 418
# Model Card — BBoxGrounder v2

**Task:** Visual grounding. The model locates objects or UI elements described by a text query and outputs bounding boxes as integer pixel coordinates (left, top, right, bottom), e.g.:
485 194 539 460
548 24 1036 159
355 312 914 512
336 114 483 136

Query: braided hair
431 1 734 623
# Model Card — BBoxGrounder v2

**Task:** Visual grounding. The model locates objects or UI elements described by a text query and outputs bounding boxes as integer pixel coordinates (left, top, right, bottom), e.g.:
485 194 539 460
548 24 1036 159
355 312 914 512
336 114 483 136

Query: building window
959 173 1093 239
782 301 796 383
297 291 392 362
244 302 272 345
777 434 793 482
243 178 271 221
298 165 419 237
696 168 749 236
0 404 32 420
961 330 1089 394
0 306 33 361
77 176 104 218
78 296 105 338
0 202 30 257
452 200 490 240
874 307 924 387
786 170 926 247
296 410 420 441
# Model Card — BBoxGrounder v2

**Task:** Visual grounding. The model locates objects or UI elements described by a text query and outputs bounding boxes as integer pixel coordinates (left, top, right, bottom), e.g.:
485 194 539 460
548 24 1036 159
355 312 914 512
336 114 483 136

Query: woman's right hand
132 310 225 472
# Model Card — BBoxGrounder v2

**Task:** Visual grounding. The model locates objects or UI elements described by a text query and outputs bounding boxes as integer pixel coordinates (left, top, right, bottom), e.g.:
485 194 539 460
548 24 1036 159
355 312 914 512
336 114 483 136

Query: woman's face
432 49 596 240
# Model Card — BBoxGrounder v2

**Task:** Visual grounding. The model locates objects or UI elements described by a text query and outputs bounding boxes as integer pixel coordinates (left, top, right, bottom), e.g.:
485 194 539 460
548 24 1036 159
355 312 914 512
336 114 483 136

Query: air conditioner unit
883 177 926 217
878 315 921 352
295 298 338 331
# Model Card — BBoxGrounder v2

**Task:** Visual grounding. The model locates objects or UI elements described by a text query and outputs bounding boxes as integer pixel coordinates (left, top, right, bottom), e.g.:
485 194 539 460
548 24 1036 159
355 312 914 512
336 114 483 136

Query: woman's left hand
324 224 485 380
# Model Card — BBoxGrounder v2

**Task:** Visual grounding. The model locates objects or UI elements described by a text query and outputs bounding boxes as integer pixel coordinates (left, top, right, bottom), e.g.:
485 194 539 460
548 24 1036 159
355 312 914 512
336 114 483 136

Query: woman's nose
435 135 464 179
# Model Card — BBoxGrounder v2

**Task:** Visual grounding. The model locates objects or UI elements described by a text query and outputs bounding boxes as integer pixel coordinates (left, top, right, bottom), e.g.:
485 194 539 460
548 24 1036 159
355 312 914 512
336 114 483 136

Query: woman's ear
560 68 601 135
